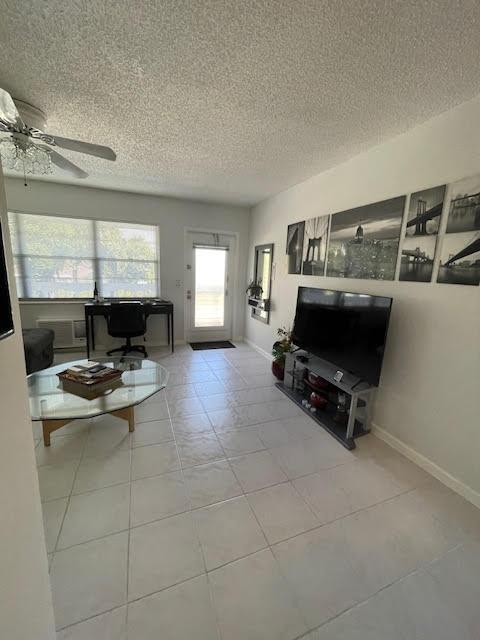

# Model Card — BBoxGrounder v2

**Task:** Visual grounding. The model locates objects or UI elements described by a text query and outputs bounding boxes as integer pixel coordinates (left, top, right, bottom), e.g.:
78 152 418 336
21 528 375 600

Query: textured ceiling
1 0 480 205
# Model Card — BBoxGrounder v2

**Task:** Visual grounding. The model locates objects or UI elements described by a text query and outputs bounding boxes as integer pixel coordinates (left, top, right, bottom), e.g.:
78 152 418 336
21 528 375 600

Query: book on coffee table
58 361 123 387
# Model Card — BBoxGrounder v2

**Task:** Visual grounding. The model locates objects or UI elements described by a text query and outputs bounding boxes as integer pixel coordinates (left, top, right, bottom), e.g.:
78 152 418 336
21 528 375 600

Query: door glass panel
194 248 226 328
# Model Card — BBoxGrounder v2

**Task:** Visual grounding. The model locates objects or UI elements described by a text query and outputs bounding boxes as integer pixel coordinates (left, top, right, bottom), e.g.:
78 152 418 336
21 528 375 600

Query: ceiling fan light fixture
0 88 116 181
0 135 53 175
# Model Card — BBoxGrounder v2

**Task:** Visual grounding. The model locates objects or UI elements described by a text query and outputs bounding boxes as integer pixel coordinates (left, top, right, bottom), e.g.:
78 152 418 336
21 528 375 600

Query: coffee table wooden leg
127 406 134 432
42 421 52 447
42 418 72 446
41 408 136 446
110 406 135 432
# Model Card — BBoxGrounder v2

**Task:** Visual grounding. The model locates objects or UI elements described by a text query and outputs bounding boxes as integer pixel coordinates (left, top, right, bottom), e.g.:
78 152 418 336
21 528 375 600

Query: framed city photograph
326 196 405 280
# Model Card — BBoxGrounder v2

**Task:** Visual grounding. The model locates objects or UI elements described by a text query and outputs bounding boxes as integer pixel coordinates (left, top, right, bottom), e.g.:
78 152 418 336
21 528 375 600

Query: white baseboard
244 338 273 361
372 423 480 509
245 338 480 510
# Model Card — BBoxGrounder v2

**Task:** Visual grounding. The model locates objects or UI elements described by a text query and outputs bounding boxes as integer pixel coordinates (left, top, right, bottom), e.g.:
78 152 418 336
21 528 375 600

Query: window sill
19 300 90 305
18 298 162 305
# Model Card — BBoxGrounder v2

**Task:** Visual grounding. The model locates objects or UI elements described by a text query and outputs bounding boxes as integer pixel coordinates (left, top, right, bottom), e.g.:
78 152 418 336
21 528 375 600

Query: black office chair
106 302 148 358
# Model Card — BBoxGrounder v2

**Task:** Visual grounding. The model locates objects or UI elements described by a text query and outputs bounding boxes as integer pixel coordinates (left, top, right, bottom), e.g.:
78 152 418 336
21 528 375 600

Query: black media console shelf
278 351 376 450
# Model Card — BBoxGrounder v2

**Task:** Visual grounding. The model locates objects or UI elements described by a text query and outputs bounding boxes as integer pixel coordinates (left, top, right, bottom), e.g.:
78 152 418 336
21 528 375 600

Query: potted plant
246 280 263 298
271 327 293 380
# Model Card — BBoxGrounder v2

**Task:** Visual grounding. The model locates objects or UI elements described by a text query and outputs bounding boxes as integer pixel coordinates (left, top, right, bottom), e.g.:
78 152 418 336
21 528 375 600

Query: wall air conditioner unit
36 318 86 349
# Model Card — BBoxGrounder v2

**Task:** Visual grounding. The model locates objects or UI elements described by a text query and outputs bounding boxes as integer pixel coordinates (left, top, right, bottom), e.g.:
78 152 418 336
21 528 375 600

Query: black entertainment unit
276 287 393 449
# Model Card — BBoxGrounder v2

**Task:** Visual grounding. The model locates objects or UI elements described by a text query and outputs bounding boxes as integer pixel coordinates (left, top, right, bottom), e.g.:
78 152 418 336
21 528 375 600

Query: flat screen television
0 220 14 341
292 287 392 386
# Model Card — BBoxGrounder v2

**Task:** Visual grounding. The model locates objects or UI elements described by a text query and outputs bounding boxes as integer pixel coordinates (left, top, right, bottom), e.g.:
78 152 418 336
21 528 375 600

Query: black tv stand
276 351 376 450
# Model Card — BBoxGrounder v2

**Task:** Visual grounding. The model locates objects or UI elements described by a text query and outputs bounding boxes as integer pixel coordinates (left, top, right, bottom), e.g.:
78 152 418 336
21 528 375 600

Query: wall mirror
248 243 274 324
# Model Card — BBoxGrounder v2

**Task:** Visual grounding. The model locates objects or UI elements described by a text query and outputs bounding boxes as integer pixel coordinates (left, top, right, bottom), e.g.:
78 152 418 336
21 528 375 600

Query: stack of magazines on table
58 362 123 398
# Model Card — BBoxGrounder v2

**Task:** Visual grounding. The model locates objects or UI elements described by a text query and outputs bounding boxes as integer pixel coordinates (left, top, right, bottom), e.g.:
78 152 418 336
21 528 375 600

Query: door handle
186 290 192 300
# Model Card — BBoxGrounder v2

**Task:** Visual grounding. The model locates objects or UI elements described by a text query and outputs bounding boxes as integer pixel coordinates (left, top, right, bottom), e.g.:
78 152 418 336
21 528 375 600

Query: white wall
246 96 480 504
0 168 56 638
4 179 250 348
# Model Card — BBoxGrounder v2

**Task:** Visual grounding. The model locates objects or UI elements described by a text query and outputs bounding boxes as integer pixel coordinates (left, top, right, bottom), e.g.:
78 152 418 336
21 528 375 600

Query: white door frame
183 227 240 343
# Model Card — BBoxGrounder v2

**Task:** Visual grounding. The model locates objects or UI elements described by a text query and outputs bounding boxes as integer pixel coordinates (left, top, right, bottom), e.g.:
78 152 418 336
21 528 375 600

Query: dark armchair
22 328 54 374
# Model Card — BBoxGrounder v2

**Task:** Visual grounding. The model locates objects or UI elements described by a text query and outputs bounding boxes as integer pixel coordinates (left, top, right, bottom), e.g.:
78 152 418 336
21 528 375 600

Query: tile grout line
194 351 259 640
48 347 466 636
221 443 314 631
164 361 224 640
282 479 322 527
291 540 467 640
46 381 422 549
195 380 469 634
51 420 92 557
127 348 205 636
158 350 235 640
124 418 134 630
56 568 209 633
49 481 418 555
42 430 411 550
55 603 127 635
51 452 459 556
183 359 312 623
58 517 464 635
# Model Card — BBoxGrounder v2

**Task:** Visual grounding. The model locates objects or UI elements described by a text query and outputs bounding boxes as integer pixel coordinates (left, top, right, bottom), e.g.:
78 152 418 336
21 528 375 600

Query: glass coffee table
28 357 169 446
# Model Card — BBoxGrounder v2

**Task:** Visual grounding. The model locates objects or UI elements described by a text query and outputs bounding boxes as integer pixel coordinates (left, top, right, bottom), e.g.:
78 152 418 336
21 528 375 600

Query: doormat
190 341 236 350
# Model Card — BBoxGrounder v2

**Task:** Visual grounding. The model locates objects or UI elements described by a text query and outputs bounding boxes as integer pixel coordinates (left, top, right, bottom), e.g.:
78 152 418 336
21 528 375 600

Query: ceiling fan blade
48 149 88 178
44 134 116 161
0 88 25 128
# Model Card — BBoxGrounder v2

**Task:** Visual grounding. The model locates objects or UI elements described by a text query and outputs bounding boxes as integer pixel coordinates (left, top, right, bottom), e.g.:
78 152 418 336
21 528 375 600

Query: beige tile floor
34 344 480 639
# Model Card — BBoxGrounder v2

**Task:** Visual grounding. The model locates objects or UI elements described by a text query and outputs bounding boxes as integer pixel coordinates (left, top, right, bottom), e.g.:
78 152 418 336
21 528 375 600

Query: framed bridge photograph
437 231 480 286
446 174 480 233
302 215 330 276
437 175 480 285
399 185 446 282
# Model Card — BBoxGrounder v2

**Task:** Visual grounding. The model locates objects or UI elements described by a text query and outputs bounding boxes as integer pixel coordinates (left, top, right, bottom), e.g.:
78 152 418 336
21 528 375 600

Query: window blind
8 212 160 299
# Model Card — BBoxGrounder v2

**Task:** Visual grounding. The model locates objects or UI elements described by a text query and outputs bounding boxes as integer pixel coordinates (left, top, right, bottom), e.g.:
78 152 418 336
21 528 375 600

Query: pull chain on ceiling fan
0 88 116 184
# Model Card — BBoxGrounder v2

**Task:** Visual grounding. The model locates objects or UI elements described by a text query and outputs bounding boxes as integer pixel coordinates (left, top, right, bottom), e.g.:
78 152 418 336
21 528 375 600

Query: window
194 247 227 328
8 212 160 299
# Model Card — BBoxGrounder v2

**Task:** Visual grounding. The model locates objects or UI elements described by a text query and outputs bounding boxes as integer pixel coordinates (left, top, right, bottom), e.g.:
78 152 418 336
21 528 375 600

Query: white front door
185 232 235 342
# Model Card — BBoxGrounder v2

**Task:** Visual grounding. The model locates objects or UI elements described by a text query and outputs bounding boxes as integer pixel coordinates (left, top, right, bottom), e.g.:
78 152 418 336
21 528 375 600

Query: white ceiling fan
0 87 116 180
